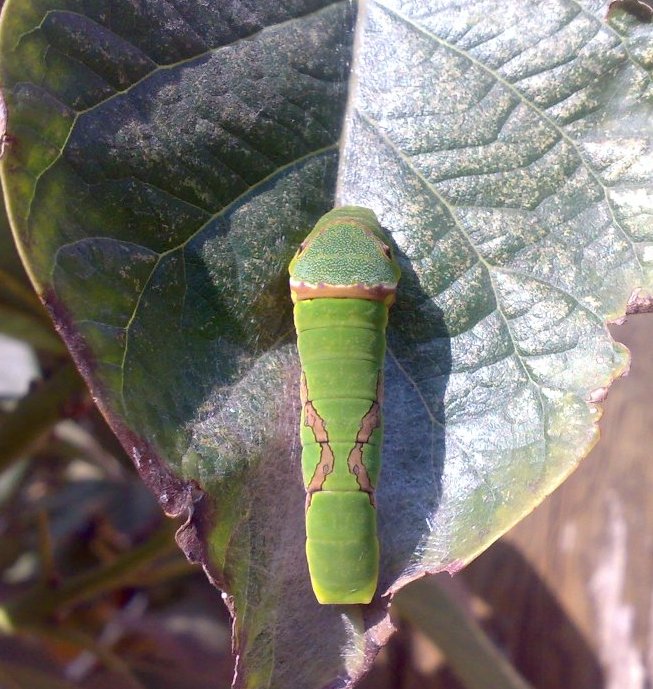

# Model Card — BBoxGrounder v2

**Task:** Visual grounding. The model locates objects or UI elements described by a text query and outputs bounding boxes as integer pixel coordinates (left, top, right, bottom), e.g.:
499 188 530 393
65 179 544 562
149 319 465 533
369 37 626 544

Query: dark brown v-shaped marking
347 374 382 505
301 371 383 508
301 372 335 498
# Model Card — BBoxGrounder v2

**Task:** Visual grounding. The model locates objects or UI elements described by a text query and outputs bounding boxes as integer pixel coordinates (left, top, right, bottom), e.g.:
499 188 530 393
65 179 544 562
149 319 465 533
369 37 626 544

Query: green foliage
1 1 652 688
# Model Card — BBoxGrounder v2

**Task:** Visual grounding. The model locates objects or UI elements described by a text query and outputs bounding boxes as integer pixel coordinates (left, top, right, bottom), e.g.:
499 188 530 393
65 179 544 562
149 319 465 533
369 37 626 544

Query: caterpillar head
289 206 400 304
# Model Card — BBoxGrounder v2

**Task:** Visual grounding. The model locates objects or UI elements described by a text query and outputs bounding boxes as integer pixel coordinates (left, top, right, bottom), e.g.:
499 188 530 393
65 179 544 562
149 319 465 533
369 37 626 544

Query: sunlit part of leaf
338 0 653 586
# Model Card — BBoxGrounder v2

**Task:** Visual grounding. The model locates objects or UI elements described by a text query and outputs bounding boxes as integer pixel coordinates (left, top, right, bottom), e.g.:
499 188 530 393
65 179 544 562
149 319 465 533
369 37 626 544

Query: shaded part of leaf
4 1 356 540
0 0 348 108
1 81 75 182
53 238 160 328
46 149 338 472
4 1 354 283
41 10 157 91
62 6 351 211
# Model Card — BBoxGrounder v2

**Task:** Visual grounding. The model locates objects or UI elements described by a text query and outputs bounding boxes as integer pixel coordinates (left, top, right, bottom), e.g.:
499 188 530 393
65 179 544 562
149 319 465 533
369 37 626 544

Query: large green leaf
1 1 652 688
339 0 653 582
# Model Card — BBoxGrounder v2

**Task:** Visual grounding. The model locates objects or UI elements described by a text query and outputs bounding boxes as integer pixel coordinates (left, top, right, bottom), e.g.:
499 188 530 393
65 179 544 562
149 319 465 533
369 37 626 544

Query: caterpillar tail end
305 491 379 605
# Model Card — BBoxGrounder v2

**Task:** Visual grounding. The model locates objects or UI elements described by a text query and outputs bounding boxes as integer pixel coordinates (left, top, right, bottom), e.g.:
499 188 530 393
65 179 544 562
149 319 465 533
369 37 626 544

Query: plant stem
0 363 85 472
393 576 535 689
0 525 181 632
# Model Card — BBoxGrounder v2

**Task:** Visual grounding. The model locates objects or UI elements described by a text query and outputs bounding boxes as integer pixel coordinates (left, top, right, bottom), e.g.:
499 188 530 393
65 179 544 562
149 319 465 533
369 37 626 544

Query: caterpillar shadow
378 250 451 592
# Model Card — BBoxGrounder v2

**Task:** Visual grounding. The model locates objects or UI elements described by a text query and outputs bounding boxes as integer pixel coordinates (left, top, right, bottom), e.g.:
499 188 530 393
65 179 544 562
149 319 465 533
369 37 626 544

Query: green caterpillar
289 207 400 604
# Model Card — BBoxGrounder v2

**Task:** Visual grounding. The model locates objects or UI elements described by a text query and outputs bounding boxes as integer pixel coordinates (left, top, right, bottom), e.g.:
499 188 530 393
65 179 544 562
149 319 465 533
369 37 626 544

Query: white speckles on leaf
339 0 653 579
